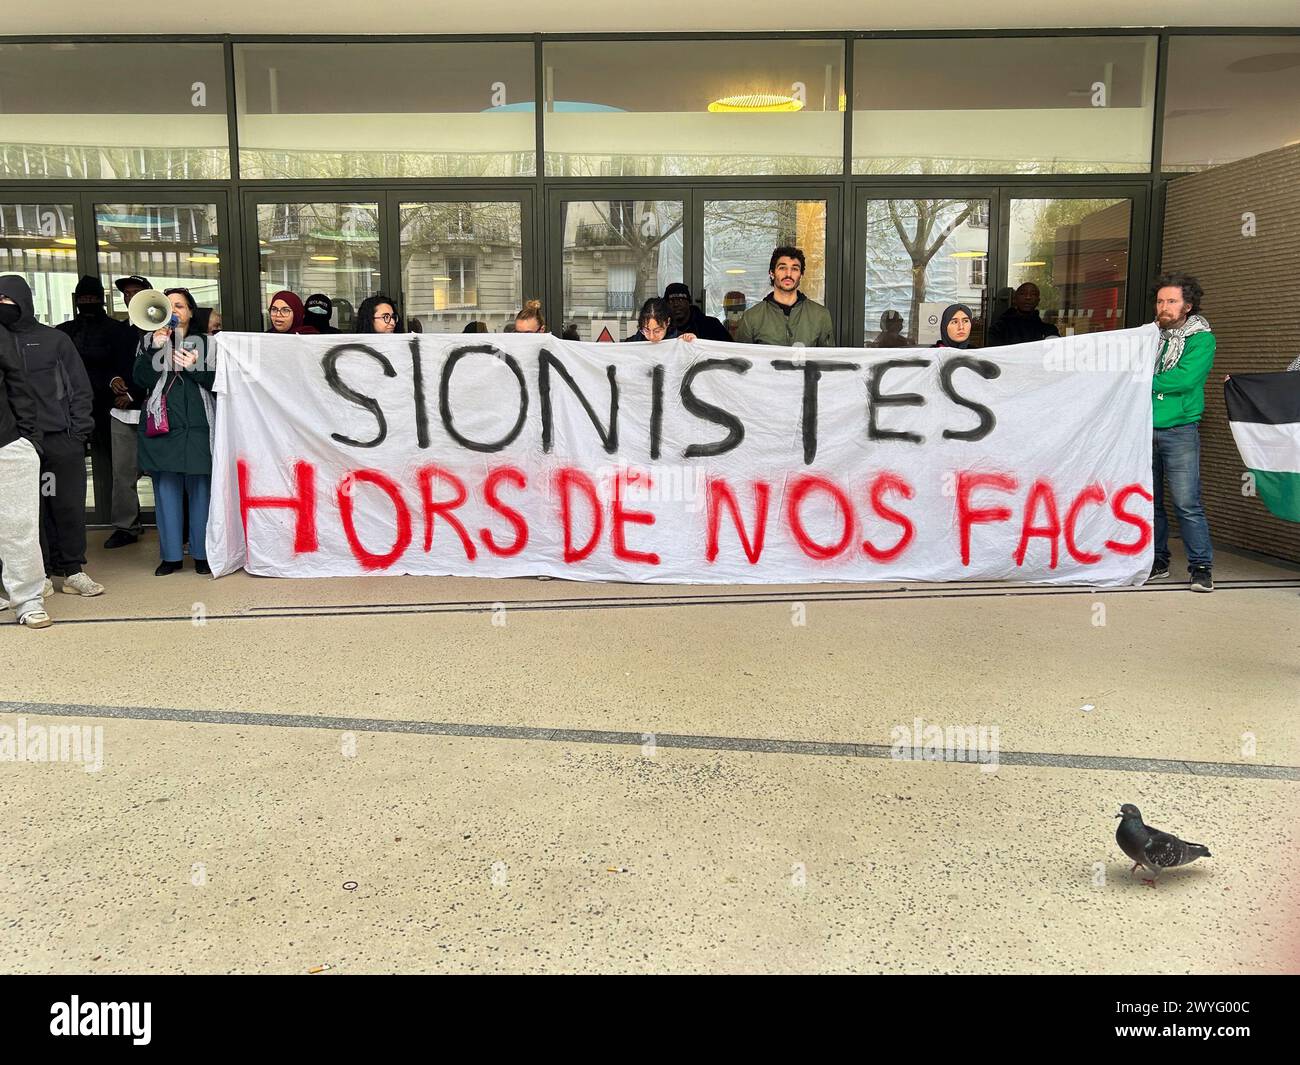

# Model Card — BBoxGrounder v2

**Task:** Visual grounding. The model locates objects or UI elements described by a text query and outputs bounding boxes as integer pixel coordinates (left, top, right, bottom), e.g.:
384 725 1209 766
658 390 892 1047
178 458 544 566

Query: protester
102 276 152 547
192 307 223 337
514 300 546 334
664 283 728 342
56 275 136 544
932 304 974 349
0 275 102 597
463 321 488 333
356 295 403 335
722 291 747 340
624 298 696 344
113 274 150 321
304 293 339 334
561 324 580 341
134 288 216 577
986 283 1060 347
267 291 319 335
873 310 909 348
1150 272 1215 592
735 246 834 346
0 318 51 627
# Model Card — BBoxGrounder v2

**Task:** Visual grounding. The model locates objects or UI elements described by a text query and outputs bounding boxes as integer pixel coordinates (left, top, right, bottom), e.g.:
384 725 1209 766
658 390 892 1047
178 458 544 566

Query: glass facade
1162 36 1300 171
863 198 991 346
0 203 79 324
1006 197 1132 336
543 39 845 177
400 201 525 333
0 29 1292 352
255 202 381 331
852 37 1157 174
235 42 535 179
96 203 223 321
0 43 229 180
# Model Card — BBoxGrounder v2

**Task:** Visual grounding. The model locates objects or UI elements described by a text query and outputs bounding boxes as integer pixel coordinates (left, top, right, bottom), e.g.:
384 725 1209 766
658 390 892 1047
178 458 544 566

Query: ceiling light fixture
708 93 804 113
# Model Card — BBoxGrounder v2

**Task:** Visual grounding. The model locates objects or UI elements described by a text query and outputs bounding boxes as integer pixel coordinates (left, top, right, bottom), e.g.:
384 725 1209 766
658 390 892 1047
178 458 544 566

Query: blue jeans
152 473 210 563
1152 423 1213 571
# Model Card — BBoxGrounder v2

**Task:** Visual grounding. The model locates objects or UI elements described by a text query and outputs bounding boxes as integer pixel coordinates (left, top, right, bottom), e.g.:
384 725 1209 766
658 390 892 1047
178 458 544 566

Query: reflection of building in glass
563 200 683 340
0 203 80 323
401 202 523 332
96 204 222 318
1051 201 1130 334
257 203 381 327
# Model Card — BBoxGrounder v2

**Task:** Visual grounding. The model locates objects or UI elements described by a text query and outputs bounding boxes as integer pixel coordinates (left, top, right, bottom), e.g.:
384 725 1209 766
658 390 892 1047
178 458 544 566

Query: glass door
241 191 385 333
391 192 533 335
548 190 686 342
547 186 841 343
997 186 1149 338
854 188 995 348
697 191 837 341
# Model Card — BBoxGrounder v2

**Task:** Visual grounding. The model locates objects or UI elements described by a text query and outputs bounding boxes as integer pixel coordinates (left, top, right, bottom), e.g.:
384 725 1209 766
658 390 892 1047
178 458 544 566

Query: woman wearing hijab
266 291 318 335
133 288 216 577
932 303 975 349
356 294 403 334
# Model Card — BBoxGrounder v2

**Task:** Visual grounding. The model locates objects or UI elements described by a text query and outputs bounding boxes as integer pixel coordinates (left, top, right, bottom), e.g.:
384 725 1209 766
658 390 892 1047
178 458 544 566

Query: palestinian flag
1225 372 1300 523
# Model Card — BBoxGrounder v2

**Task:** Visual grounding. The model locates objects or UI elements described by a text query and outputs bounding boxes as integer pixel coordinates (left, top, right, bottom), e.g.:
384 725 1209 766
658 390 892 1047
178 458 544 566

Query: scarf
1158 314 1211 372
145 332 216 445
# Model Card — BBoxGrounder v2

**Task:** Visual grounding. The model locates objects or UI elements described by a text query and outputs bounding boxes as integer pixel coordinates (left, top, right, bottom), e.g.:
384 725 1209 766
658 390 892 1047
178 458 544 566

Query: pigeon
1115 804 1212 886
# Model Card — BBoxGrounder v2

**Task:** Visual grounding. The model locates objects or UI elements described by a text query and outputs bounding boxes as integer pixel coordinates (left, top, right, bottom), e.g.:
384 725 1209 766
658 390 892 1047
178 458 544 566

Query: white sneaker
0 596 7 611
18 608 52 629
42 578 54 598
61 572 104 597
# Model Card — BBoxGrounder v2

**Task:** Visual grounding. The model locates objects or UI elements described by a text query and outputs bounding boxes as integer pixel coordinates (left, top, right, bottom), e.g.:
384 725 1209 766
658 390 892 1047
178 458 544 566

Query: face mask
76 302 106 317
0 304 22 327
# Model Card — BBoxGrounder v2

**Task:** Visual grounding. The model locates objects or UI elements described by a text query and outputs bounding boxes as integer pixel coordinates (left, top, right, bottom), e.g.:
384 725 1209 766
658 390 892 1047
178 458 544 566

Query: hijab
267 290 319 335
935 303 974 349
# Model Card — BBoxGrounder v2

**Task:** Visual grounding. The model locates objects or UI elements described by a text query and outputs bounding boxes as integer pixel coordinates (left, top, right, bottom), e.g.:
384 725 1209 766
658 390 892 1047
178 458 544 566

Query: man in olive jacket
735 246 835 347
1150 272 1215 592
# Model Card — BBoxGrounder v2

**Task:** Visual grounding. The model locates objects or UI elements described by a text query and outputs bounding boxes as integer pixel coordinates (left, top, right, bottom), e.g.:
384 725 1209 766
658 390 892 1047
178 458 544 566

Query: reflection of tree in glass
865 199 975 343
1012 199 1114 318
583 201 683 303
703 200 826 315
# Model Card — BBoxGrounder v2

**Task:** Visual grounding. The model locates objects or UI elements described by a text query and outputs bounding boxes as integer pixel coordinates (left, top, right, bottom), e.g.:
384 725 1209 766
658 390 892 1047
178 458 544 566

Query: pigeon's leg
1130 862 1142 876
1142 879 1157 888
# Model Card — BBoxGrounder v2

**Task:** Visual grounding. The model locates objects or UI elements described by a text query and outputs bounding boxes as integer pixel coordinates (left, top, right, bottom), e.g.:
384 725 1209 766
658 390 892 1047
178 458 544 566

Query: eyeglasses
269 306 293 316
373 313 397 324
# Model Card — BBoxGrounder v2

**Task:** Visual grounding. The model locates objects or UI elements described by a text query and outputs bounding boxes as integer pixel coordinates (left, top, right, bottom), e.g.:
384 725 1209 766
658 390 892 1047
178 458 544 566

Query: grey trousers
0 437 45 616
110 416 142 536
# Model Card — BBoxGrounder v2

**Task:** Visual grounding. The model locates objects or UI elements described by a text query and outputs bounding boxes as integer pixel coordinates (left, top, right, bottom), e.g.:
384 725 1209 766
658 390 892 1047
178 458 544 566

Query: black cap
664 282 691 300
74 275 104 299
114 275 151 294
304 293 332 319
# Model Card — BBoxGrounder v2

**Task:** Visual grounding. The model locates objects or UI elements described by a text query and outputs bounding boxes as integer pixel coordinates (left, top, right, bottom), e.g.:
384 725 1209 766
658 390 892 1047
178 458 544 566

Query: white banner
206 327 1158 586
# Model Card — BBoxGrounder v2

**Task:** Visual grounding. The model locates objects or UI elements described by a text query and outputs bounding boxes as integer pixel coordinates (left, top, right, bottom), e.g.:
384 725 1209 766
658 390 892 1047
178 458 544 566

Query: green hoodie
735 292 835 347
1152 330 1215 429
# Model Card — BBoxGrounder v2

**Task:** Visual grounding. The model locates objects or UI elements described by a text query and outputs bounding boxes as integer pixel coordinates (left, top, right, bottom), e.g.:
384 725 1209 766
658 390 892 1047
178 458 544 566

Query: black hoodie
56 301 136 424
0 274 94 441
0 324 41 452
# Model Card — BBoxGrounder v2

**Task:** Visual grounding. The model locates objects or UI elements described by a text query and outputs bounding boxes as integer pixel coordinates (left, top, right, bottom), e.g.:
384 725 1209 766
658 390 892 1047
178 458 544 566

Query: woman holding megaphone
130 287 216 577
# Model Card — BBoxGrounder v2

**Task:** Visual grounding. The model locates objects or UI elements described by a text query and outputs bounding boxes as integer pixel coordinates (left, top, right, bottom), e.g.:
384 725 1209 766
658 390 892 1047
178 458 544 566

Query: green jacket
133 335 216 476
735 293 835 347
1152 330 1215 429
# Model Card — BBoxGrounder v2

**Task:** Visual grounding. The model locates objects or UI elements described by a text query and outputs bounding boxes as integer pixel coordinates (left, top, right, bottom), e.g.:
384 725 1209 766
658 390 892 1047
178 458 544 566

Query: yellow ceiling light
724 268 746 275
310 255 340 262
53 237 78 246
188 255 221 264
708 93 804 113
431 276 452 282
949 251 985 259
1013 261 1047 267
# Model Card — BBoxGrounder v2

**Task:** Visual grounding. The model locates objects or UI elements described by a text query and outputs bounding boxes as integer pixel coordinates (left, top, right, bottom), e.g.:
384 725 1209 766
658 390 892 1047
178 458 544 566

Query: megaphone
128 289 176 333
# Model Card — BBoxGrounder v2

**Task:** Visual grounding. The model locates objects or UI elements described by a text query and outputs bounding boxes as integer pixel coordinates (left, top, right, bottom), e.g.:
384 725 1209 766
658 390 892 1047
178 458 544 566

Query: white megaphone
128 289 176 333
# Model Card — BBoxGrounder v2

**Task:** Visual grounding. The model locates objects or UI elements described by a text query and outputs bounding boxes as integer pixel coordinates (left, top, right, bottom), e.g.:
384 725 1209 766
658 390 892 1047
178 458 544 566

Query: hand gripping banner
206 327 1159 586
